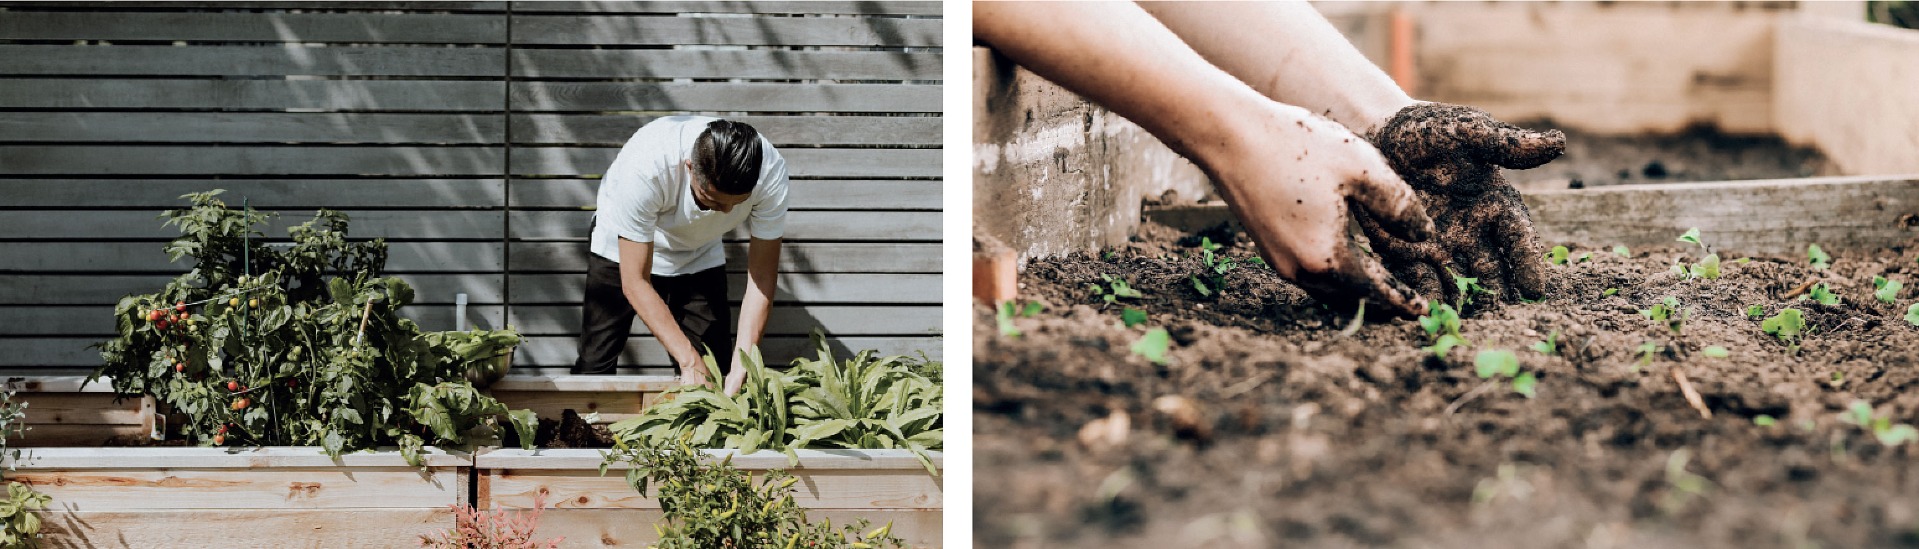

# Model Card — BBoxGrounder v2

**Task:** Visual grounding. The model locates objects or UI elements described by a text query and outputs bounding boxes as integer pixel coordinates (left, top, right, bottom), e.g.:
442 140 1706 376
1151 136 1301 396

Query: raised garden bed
4 446 468 547
4 375 155 447
976 178 1919 546
476 448 944 548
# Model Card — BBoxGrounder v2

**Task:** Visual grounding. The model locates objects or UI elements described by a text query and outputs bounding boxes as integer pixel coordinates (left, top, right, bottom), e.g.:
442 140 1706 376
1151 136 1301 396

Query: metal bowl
464 347 515 388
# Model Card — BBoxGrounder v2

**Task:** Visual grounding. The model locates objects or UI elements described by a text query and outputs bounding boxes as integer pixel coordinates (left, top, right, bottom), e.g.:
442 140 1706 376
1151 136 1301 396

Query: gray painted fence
0 1 943 375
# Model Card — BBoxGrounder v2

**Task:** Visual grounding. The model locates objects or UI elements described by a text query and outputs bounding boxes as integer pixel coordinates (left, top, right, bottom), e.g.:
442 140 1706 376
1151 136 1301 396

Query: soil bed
1504 125 1830 189
975 222 1919 548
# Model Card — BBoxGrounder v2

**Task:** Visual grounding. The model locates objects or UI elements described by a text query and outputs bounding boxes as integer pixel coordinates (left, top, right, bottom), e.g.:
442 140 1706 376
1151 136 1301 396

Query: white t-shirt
591 116 790 276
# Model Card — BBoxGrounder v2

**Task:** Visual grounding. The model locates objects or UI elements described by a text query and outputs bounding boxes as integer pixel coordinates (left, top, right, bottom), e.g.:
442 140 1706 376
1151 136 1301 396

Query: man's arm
1136 2 1415 135
617 237 712 386
724 237 781 395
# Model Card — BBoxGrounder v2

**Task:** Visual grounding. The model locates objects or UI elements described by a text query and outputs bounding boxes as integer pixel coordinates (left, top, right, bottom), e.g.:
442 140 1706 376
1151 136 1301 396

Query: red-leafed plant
419 493 563 549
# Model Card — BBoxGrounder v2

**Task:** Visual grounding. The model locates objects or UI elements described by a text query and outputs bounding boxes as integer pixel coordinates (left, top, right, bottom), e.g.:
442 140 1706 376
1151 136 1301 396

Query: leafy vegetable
1677 228 1704 248
1802 282 1840 306
1640 296 1688 334
1120 307 1148 328
1132 328 1172 365
1808 244 1831 269
1547 246 1570 265
1907 303 1919 327
1873 275 1902 304
1473 349 1534 398
1530 331 1558 356
1090 274 1143 303
1190 237 1240 298
1603 288 1619 297
1761 308 1806 347
1613 245 1632 257
1841 400 1919 447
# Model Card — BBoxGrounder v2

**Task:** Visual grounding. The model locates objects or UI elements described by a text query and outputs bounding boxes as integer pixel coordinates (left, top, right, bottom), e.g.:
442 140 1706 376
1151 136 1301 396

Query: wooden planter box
4 375 156 446
4 447 469 548
486 375 680 424
476 448 944 548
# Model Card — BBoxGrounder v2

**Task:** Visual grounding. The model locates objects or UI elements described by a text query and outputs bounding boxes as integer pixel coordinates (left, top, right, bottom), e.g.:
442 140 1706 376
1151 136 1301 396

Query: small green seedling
1640 296 1688 334
1753 415 1776 427
1745 304 1765 319
1473 349 1534 398
1248 256 1267 268
1102 250 1117 261
1419 303 1468 359
1761 308 1806 348
1577 252 1592 263
1530 330 1559 356
1677 228 1704 248
996 300 1041 337
1426 334 1466 360
1633 341 1662 373
1907 303 1919 327
1613 245 1632 258
1701 346 1730 358
1801 282 1839 306
1090 274 1144 304
1872 275 1902 304
1661 449 1713 515
1190 237 1239 298
1808 244 1831 269
1131 328 1170 364
1547 245 1570 265
1449 269 1490 310
1689 253 1721 279
1842 400 1919 446
1603 288 1619 297
1120 307 1148 328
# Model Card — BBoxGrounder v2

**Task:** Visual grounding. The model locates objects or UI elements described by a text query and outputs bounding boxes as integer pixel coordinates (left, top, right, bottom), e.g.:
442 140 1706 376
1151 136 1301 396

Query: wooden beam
477 448 941 471
38 509 457 549
5 446 472 469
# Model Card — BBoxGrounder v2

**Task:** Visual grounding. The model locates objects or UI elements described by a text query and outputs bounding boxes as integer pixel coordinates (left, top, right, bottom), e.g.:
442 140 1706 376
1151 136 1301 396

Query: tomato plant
92 191 534 466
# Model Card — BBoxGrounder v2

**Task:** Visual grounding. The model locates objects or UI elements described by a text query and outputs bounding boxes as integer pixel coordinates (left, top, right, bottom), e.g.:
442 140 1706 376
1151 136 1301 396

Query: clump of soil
515 408 614 449
976 222 1919 548
1505 124 1831 189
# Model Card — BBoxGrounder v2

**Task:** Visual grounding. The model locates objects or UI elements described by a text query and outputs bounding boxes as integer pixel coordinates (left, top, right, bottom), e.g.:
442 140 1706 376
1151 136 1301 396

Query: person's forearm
1138 1 1415 134
621 269 702 368
974 2 1272 172
733 238 781 357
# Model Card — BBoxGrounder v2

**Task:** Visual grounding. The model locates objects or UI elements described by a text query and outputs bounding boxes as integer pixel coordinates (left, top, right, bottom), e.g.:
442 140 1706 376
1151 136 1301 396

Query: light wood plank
507 273 941 304
0 210 503 240
528 509 941 548
512 14 939 46
0 78 504 110
0 179 505 208
488 374 679 393
6 446 471 469
488 390 650 424
0 44 503 77
10 467 460 510
4 424 148 447
506 210 942 242
509 1 942 16
0 274 504 304
0 11 505 43
510 49 940 80
478 448 941 471
37 508 458 549
510 81 938 113
486 470 939 510
506 305 939 336
507 242 942 273
2 241 504 273
509 178 942 211
0 304 505 336
4 392 143 425
510 146 939 179
0 146 502 176
3 375 116 393
509 114 939 146
0 112 505 144
512 335 941 369
0 2 506 10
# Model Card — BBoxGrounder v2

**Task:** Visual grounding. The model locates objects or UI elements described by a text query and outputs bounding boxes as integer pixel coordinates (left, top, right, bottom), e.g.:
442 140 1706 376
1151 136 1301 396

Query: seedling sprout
1131 328 1171 364
1808 244 1831 269
1872 275 1902 304
1530 330 1559 356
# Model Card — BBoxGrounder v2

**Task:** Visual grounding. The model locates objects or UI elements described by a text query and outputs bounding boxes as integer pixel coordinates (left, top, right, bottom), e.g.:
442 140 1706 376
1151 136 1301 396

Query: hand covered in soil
1359 103 1566 305
722 363 746 396
677 355 713 389
1209 103 1438 317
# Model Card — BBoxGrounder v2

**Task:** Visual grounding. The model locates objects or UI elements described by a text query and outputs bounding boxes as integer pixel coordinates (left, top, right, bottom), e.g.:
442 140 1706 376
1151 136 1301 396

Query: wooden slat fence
0 1 943 375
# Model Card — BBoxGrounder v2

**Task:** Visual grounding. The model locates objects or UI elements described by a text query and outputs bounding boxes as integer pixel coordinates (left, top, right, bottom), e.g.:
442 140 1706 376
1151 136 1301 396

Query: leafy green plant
1671 228 1721 279
0 390 49 549
1191 237 1239 297
1873 275 1903 304
1633 341 1662 373
1808 243 1831 269
1602 288 1619 297
1088 275 1143 304
1745 304 1766 319
1640 296 1688 334
1419 304 1467 359
90 191 534 467
1132 328 1171 365
995 300 1043 337
1753 415 1777 427
1449 269 1490 311
610 337 942 474
1530 330 1559 356
1473 349 1534 398
1802 282 1840 306
1676 228 1704 248
1613 245 1631 257
1120 308 1148 328
1547 245 1570 265
1842 400 1919 446
422 328 522 387
1907 303 1919 327
1762 308 1807 348
601 437 906 549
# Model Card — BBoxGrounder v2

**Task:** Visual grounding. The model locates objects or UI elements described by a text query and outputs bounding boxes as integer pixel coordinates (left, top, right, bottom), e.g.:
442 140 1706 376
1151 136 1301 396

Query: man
575 116 787 396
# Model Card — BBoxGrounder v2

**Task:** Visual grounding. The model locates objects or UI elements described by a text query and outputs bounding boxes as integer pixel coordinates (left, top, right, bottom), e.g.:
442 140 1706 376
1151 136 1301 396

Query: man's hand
676 351 714 388
1207 103 1439 317
722 354 747 396
1359 103 1565 306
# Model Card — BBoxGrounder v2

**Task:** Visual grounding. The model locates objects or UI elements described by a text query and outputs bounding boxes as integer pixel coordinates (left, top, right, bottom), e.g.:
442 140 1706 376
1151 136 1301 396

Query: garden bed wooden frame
475 448 944 548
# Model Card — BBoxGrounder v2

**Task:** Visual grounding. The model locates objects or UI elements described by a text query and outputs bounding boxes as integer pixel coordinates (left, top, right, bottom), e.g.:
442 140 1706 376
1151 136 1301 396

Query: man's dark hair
691 119 764 196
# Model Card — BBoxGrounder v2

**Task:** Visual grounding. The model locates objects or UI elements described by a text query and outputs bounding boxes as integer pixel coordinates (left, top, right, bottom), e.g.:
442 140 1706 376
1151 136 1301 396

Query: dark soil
508 408 614 449
1504 125 1831 189
975 222 1919 548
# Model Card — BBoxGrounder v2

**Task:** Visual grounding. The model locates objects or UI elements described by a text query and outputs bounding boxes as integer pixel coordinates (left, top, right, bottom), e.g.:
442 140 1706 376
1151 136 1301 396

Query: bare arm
724 237 780 394
1137 1 1415 135
617 238 712 385
974 2 1436 315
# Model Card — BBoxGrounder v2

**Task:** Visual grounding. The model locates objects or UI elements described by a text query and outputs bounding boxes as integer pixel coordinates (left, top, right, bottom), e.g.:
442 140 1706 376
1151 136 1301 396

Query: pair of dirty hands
1228 102 1565 318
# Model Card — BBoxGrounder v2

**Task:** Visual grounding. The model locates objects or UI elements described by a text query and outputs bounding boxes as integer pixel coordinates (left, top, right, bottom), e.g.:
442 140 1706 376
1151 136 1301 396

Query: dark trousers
573 253 732 375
